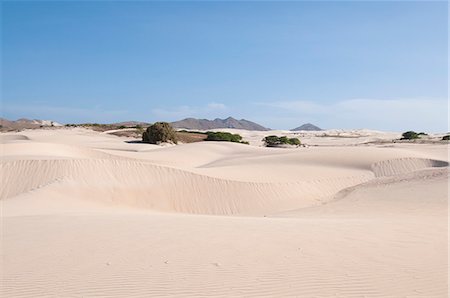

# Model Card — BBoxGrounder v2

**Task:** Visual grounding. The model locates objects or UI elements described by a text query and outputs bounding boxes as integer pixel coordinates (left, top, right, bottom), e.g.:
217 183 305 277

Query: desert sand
1 127 448 297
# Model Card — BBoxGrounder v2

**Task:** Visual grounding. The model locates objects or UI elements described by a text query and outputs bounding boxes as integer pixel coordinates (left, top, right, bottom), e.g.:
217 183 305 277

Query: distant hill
0 118 63 131
112 121 150 127
171 117 269 131
291 123 323 131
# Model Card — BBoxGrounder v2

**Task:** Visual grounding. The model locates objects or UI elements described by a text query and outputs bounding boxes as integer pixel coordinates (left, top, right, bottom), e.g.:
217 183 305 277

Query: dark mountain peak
291 123 323 131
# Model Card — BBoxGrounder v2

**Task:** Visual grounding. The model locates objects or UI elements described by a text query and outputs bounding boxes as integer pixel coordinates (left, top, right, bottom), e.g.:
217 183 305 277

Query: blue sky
2 1 448 131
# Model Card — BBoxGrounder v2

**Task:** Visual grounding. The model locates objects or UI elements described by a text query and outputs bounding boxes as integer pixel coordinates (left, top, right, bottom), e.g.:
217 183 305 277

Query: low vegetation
178 129 207 134
65 123 119 132
176 131 208 143
442 135 450 141
400 131 420 140
142 122 178 144
65 123 146 132
400 131 428 140
205 131 249 144
263 135 301 147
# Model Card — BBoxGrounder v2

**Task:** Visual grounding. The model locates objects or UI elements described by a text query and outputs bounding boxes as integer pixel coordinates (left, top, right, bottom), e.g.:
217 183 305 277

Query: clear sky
2 1 448 131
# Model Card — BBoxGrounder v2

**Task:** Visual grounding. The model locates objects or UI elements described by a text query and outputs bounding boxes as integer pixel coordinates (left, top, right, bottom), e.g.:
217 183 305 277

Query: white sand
1 127 448 297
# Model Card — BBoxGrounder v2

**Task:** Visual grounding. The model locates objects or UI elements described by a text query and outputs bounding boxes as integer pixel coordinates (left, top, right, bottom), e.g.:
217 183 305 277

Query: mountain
291 123 323 131
171 117 270 131
0 118 62 131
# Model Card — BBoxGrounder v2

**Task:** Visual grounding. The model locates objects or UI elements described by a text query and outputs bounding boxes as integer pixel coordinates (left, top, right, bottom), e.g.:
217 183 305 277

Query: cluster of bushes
141 124 249 145
142 122 178 144
263 135 301 147
205 131 248 144
400 131 428 140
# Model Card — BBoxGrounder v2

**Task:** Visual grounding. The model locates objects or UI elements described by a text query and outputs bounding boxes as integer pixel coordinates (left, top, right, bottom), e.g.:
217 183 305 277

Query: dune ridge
1 158 372 215
3 144 446 215
3 139 447 216
371 157 448 177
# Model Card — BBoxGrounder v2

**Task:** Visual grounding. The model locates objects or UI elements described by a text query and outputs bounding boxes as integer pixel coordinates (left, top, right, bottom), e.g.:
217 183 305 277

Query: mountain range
1 117 322 132
171 117 270 131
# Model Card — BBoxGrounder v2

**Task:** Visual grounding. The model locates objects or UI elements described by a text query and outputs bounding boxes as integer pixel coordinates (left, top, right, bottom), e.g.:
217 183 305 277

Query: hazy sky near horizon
2 1 448 131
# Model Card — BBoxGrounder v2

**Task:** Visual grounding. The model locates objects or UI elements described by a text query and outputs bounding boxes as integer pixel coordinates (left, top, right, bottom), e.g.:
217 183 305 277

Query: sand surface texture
1 128 448 297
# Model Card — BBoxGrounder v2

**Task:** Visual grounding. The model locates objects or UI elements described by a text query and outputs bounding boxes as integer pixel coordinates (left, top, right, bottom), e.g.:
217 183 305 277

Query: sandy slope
1 128 448 297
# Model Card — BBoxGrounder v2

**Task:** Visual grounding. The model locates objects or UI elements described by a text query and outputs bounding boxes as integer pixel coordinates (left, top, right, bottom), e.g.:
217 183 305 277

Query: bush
205 131 246 144
263 135 279 146
263 135 301 147
142 122 177 144
401 131 419 140
288 138 301 146
442 135 450 141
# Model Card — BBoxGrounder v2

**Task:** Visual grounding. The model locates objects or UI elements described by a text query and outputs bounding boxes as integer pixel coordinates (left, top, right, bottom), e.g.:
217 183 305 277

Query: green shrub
279 136 289 144
205 131 246 144
263 135 279 146
263 135 301 147
142 122 178 144
401 131 419 140
442 135 450 141
288 138 301 146
118 125 126 129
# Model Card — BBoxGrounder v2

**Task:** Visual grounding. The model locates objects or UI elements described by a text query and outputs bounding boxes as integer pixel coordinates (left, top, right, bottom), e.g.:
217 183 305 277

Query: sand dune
1 142 115 160
0 134 30 142
371 157 448 177
1 128 448 297
1 158 371 215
